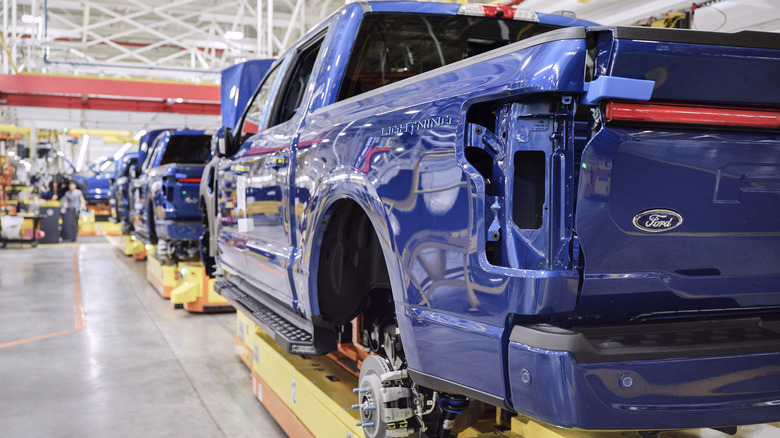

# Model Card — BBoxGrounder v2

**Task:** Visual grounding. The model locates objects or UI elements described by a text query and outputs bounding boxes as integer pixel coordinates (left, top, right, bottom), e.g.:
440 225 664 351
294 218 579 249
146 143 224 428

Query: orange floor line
0 328 82 349
0 246 86 349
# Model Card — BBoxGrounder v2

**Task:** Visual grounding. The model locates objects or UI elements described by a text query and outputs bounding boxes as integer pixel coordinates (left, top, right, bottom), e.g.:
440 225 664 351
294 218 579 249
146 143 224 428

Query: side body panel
214 3 780 429
294 28 588 399
130 130 166 238
111 152 138 223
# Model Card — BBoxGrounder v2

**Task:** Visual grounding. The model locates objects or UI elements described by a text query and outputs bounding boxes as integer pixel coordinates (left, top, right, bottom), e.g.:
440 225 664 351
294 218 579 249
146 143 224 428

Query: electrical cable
705 5 729 31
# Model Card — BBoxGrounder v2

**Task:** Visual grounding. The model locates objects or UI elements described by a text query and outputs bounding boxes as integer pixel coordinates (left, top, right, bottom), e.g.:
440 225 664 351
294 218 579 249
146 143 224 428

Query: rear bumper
155 220 202 241
507 318 780 429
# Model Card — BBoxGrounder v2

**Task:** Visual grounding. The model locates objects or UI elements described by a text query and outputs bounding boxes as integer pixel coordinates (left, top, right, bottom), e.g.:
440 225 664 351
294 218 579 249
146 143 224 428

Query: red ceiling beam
0 73 219 100
0 93 219 115
0 73 220 115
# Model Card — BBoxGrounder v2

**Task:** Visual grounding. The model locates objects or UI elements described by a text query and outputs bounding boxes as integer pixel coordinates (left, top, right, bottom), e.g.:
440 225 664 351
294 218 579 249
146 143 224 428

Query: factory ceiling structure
1 0 779 133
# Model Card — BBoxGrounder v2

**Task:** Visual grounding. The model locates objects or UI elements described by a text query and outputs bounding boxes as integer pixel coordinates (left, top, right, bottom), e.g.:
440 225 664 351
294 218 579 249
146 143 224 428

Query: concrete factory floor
0 236 285 438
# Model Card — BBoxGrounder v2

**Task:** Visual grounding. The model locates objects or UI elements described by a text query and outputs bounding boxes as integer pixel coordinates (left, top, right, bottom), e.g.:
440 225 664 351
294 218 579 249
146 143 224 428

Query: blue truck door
240 37 325 309
132 135 163 236
218 60 289 287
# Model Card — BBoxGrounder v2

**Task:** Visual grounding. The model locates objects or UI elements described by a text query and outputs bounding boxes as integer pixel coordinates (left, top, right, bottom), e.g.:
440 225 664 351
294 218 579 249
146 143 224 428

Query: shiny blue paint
220 59 275 130
592 28 780 106
262 17 587 403
74 157 114 204
575 127 780 319
536 12 598 27
212 0 780 430
508 341 780 429
131 129 207 243
136 129 166 169
582 75 654 105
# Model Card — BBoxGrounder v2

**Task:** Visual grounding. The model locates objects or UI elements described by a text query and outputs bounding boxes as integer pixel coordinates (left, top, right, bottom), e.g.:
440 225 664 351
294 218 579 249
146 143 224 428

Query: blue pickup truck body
208 1 780 432
109 151 138 231
199 59 275 275
136 129 166 167
73 157 114 205
131 129 212 261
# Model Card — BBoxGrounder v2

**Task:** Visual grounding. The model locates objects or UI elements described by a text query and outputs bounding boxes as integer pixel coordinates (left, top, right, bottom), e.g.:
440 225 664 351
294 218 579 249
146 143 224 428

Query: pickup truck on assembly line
201 1 780 436
131 129 212 263
109 151 138 235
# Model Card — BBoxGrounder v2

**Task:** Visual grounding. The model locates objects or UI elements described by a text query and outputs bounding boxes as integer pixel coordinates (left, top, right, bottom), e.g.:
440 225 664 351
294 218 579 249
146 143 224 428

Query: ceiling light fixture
113 142 134 160
75 134 90 172
225 31 244 40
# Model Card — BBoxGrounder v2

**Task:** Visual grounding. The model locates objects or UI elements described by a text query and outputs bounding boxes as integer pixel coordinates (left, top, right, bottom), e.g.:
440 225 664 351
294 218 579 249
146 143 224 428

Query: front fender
294 167 407 336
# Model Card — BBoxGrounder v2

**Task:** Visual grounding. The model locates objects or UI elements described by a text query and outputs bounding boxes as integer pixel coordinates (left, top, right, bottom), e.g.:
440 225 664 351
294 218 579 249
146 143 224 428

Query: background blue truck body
73 157 114 205
109 151 138 228
131 129 210 251
209 1 780 431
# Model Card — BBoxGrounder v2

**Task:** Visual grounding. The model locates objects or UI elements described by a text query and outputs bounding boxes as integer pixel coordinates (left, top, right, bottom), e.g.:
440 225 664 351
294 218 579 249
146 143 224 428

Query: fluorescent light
113 142 134 160
133 130 147 141
225 31 244 40
174 97 184 104
21 14 42 24
75 134 89 172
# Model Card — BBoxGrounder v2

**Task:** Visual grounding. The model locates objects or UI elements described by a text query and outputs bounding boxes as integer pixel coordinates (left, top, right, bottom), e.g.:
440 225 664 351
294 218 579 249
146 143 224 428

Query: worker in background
61 181 85 242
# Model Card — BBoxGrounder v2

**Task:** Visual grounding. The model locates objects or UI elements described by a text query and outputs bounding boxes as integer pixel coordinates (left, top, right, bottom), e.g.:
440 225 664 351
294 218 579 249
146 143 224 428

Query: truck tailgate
575 27 780 318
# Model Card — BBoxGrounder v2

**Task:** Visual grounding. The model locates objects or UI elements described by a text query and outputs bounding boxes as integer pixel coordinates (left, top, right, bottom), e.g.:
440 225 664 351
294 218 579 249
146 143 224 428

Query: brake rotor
357 355 392 438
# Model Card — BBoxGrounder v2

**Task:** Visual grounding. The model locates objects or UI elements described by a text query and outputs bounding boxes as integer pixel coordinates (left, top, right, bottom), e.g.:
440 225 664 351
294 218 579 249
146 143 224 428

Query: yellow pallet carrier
170 261 233 313
122 235 146 257
145 245 176 299
78 212 122 236
234 310 780 438
236 310 363 438
77 210 96 235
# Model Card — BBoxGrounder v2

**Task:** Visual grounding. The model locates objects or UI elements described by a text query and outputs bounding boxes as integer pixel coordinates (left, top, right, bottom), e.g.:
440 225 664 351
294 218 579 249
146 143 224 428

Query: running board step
215 280 319 356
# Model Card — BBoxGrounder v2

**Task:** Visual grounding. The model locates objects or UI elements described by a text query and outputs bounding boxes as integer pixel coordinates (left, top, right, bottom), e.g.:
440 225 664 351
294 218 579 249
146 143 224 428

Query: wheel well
315 200 392 326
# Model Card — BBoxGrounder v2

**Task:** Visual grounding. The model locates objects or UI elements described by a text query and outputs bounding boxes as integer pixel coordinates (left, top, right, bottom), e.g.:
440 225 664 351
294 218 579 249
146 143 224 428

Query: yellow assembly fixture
170 261 232 313
146 246 176 298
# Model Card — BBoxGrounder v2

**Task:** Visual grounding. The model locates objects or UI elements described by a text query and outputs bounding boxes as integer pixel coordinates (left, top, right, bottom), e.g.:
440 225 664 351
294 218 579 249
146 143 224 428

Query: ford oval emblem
632 209 683 233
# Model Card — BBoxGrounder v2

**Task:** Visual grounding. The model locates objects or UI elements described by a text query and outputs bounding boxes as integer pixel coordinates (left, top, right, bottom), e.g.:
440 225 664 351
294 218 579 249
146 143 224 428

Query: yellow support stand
170 261 233 313
244 316 364 438
146 246 176 298
78 210 96 235
236 310 255 368
123 235 145 256
233 309 780 438
133 242 148 260
93 221 121 236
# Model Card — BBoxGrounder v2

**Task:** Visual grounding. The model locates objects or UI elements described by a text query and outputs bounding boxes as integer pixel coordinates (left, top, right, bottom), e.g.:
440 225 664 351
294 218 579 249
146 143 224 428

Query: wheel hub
355 355 415 438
